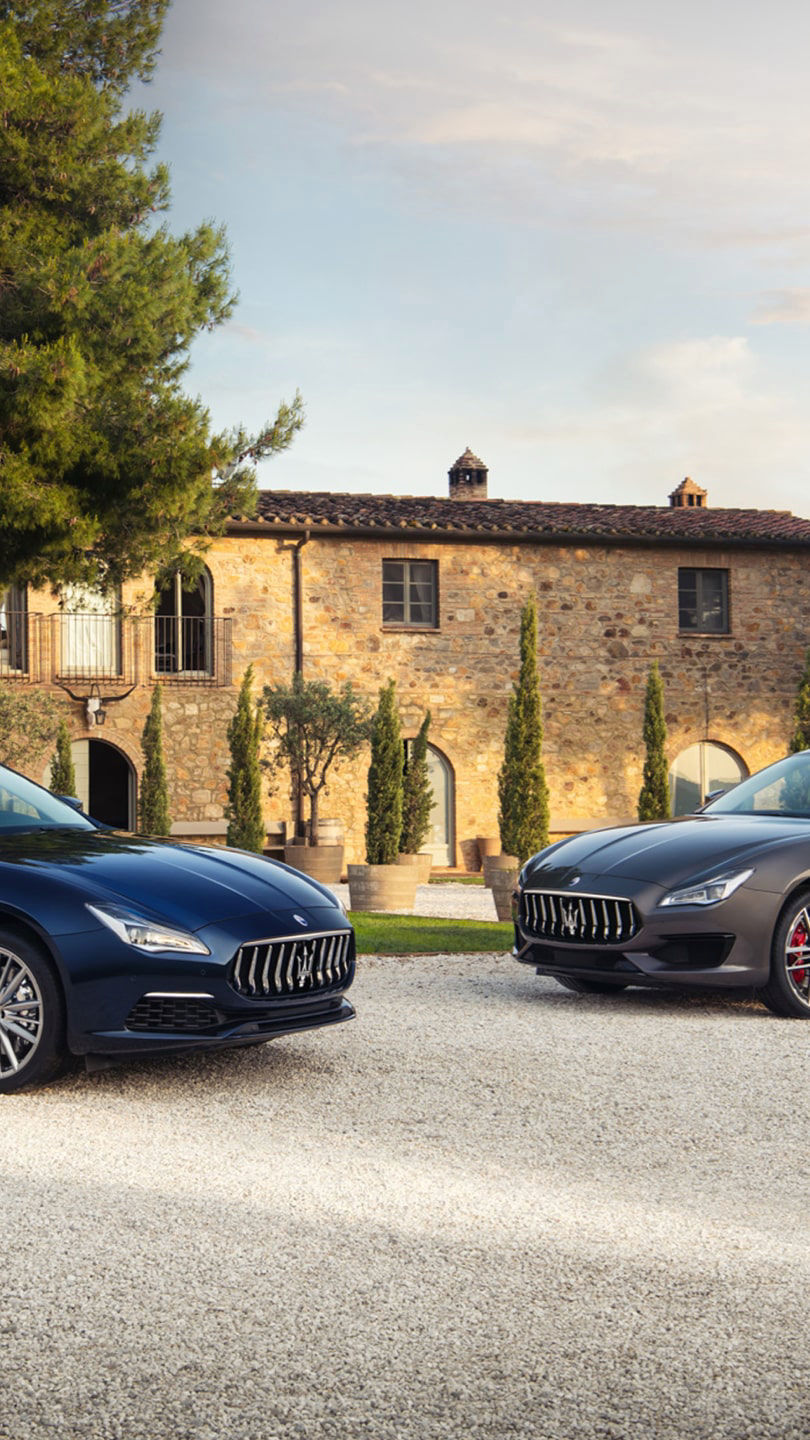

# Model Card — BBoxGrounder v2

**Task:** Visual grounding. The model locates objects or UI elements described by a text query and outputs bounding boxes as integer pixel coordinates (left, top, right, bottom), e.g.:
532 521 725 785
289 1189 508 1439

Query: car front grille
126 996 220 1033
521 890 639 945
230 930 354 999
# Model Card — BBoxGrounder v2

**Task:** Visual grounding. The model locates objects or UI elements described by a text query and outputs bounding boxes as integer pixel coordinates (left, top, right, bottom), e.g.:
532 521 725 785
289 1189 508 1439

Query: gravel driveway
2 932 808 1439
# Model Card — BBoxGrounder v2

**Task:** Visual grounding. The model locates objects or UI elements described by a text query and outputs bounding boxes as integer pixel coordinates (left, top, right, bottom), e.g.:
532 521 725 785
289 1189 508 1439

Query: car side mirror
57 794 84 811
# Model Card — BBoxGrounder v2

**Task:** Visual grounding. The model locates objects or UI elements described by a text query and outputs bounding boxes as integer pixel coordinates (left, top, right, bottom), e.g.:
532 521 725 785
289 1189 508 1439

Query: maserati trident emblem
560 902 579 938
294 940 317 987
293 913 309 927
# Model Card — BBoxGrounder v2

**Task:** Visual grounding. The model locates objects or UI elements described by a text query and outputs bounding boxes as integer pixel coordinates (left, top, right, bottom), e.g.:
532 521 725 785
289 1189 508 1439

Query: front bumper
513 877 774 990
54 908 356 1057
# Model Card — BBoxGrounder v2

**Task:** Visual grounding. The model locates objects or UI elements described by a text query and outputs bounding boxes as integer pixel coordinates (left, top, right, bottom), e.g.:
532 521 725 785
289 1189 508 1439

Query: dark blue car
0 765 355 1093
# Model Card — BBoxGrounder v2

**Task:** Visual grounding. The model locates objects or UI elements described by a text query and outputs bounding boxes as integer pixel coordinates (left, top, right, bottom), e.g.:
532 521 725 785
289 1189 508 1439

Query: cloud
514 336 810 513
154 0 810 248
753 290 810 326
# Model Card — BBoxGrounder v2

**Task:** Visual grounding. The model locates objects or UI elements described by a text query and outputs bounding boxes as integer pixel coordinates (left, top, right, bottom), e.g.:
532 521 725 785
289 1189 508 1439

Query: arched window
669 742 748 816
154 569 213 677
0 585 28 674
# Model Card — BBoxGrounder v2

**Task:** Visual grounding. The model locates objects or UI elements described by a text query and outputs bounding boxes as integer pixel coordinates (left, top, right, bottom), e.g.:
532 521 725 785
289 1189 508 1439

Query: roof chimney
669 476 708 509
449 447 488 500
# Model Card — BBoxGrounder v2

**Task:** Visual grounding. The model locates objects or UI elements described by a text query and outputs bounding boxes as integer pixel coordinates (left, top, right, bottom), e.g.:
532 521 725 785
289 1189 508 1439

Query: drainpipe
293 530 310 834
293 529 310 675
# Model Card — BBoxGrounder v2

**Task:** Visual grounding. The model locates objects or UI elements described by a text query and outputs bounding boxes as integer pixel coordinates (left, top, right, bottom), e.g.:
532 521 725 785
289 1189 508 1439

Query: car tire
554 976 628 995
759 890 810 1018
0 930 67 1094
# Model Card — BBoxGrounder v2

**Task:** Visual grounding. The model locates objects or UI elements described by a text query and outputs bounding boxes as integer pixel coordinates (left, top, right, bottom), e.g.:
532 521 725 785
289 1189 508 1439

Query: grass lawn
351 911 513 955
428 874 484 886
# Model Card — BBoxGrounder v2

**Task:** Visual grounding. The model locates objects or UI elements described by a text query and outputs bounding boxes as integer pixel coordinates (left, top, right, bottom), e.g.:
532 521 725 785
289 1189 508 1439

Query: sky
135 0 810 513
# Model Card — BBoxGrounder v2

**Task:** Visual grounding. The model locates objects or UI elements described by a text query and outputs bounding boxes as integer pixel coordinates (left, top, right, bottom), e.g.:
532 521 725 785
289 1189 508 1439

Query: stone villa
3 450 810 867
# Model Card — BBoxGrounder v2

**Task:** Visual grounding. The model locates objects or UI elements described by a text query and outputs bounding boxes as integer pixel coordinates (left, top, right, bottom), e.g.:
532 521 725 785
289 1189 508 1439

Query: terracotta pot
483 852 519 888
396 852 432 885
489 865 519 922
476 835 500 864
283 843 344 885
347 863 419 913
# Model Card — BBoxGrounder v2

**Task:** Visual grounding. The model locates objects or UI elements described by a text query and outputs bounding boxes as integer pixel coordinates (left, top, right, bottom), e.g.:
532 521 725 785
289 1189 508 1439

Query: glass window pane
678 570 698 630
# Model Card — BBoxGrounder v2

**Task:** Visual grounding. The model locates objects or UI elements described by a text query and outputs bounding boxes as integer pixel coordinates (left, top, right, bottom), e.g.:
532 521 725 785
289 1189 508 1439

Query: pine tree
0 1 302 592
138 684 170 834
400 710 433 855
226 665 265 852
49 717 77 797
638 662 671 821
497 595 550 863
366 680 403 866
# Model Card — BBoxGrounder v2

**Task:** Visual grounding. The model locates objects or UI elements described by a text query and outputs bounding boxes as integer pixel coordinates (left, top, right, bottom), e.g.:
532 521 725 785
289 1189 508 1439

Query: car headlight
86 903 211 954
658 868 754 908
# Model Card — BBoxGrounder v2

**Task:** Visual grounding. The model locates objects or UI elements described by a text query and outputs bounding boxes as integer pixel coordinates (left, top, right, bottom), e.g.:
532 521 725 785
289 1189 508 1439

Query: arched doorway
669 742 748 817
424 744 455 867
68 739 135 829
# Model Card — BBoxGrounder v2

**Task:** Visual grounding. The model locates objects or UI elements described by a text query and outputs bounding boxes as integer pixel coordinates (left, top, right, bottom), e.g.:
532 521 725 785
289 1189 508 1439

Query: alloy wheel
0 946 43 1079
783 907 810 1007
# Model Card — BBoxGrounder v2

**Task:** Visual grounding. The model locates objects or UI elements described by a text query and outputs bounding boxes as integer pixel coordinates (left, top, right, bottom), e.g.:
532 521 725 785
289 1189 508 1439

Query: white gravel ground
2 907 809 1440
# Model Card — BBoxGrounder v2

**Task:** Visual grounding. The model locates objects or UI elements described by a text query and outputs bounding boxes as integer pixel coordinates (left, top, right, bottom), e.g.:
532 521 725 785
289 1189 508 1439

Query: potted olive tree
348 680 420 912
262 673 371 884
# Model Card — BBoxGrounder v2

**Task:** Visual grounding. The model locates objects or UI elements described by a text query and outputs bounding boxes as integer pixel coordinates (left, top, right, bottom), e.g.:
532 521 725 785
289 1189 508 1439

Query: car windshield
705 752 810 818
0 766 96 833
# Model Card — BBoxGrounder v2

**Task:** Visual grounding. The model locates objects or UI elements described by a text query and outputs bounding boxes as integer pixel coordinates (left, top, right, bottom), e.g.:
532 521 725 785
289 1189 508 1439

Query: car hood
522 813 810 888
0 830 343 930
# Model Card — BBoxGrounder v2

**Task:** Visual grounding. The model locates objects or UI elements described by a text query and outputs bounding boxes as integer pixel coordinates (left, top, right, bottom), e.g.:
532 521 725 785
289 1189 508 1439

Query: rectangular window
678 568 729 633
382 560 438 628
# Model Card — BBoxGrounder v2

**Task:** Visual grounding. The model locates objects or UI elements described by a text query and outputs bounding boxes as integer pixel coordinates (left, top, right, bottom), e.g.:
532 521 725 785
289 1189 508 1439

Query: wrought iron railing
45 614 233 688
153 615 232 685
0 610 34 680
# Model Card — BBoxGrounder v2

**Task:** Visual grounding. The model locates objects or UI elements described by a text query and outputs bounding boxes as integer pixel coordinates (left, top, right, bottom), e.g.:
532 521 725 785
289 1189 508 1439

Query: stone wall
17 532 810 865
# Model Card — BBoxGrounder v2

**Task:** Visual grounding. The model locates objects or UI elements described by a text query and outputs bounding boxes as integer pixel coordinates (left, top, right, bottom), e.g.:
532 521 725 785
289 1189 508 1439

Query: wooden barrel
347 863 419 913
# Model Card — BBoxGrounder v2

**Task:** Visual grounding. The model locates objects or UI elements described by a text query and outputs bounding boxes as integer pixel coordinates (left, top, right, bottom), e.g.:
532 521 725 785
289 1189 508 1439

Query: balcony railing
0 614 232 687
0 610 35 680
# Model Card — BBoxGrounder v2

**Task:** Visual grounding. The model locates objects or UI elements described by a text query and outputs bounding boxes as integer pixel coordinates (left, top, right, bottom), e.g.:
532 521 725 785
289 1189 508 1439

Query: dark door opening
88 739 133 829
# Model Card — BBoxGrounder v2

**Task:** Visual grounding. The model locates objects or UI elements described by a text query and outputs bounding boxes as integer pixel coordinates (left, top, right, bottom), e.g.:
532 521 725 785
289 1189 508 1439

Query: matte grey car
514 751 810 1017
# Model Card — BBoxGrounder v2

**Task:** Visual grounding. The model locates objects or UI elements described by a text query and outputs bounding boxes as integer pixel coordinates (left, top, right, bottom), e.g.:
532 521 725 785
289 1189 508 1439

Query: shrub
49 718 77 797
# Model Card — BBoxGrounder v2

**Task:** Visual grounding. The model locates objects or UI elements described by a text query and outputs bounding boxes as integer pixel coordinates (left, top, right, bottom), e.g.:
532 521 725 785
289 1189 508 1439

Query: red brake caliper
789 922 808 985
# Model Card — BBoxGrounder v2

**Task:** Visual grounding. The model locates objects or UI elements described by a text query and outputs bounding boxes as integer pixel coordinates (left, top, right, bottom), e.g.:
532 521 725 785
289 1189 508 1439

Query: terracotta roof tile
245 491 810 548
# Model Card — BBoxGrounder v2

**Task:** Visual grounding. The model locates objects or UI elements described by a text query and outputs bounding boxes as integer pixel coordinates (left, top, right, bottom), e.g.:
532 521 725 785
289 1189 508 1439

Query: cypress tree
226 665 265 852
789 649 810 753
49 717 77 797
638 662 671 821
400 710 433 855
497 595 550 863
138 684 170 835
366 680 403 865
